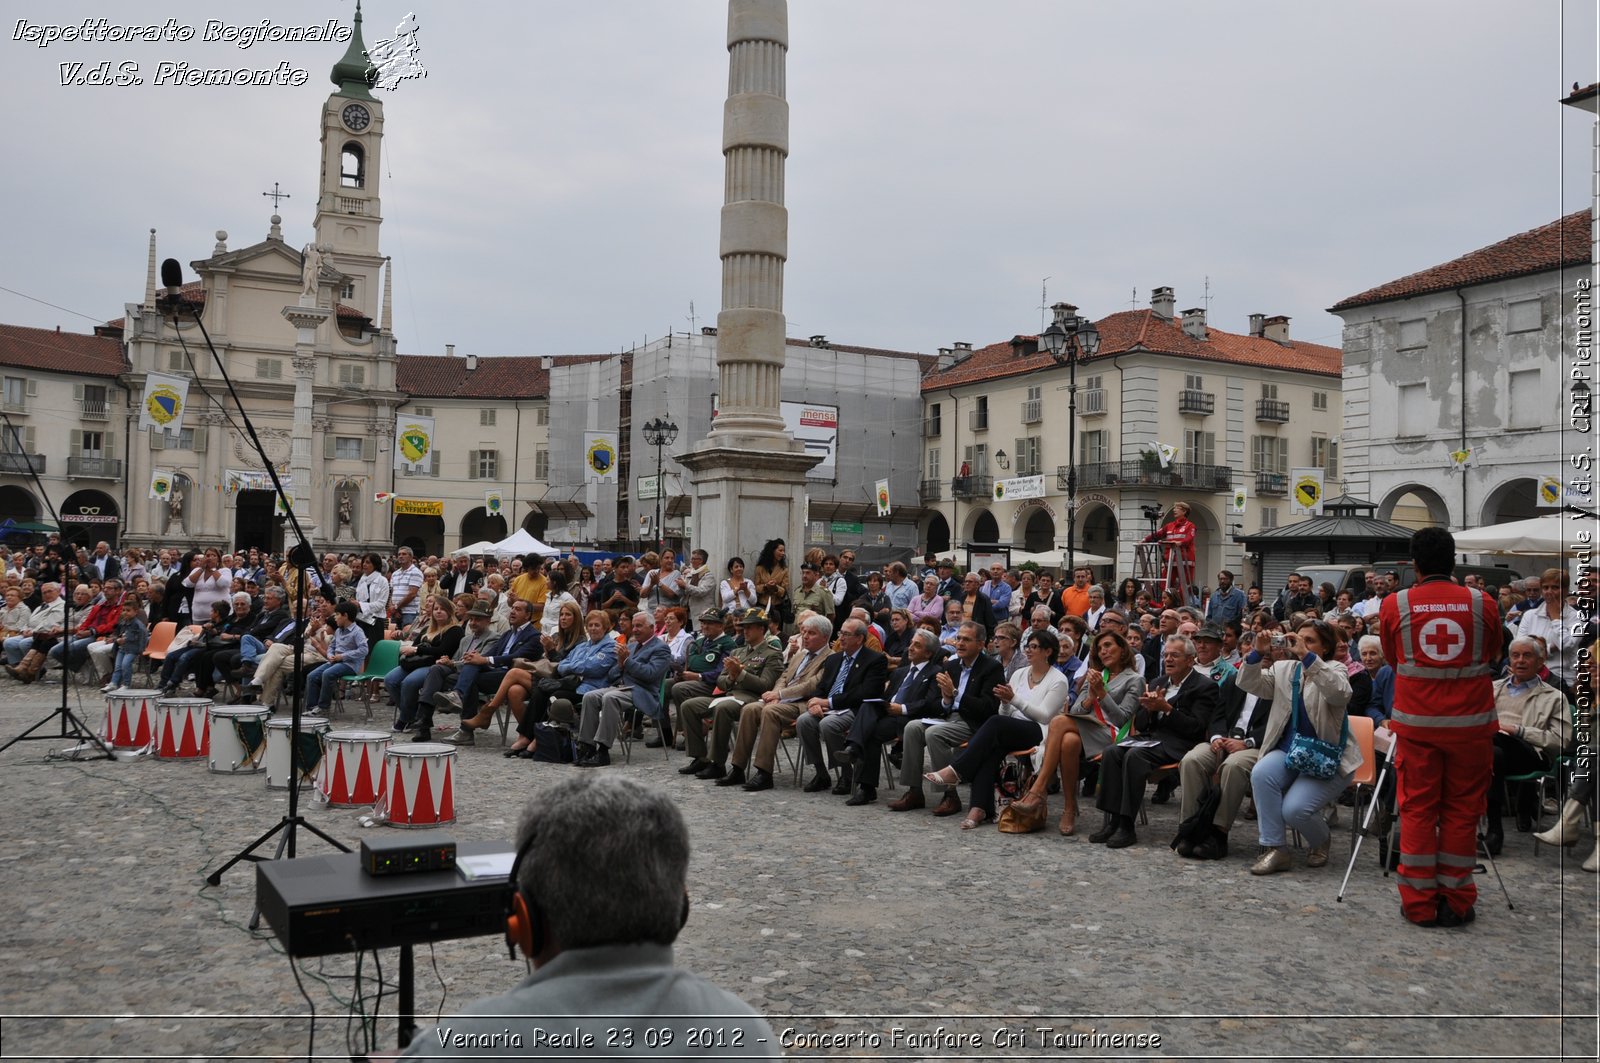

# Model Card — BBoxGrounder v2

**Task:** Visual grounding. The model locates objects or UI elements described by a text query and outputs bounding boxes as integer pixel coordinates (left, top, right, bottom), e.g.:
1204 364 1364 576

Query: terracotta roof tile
0 323 126 377
920 309 1341 392
395 355 553 400
1330 210 1590 312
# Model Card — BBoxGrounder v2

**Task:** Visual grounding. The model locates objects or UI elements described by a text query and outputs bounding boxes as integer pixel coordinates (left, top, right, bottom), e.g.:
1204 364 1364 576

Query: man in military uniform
656 608 737 748
677 609 785 778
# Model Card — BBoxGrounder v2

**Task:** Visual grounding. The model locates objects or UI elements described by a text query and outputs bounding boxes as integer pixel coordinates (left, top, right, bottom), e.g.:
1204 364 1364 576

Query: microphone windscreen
160 258 184 290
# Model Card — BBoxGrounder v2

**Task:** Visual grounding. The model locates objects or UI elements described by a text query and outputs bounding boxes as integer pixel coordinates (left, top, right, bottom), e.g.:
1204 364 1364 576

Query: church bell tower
312 0 385 320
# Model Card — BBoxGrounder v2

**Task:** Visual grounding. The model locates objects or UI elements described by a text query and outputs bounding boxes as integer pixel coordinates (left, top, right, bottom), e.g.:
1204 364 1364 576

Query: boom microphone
160 257 183 299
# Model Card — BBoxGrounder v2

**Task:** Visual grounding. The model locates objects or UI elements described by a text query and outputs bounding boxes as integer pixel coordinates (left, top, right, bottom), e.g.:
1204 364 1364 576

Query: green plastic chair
334 639 402 722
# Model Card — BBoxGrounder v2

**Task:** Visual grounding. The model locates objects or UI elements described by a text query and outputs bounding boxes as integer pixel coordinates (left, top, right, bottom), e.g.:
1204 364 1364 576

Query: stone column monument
680 0 818 576
281 299 330 542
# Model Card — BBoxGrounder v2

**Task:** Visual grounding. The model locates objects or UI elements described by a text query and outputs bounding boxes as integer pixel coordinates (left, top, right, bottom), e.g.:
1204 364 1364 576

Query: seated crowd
1 535 1592 874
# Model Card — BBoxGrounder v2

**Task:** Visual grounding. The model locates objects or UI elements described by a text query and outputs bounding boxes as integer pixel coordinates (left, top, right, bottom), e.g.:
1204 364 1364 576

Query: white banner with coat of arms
138 372 189 435
394 415 436 472
583 432 618 483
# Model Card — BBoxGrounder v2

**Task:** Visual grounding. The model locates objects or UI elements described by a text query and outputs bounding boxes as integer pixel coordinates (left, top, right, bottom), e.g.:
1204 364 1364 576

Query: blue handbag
1284 664 1348 780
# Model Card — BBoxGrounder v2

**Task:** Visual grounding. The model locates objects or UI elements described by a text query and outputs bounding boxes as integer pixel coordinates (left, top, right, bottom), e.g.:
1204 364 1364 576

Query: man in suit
724 614 832 792
1175 665 1275 860
87 541 120 583
1090 633 1219 848
890 620 1004 816
574 611 674 767
840 627 943 806
795 617 888 796
678 609 786 779
436 599 542 743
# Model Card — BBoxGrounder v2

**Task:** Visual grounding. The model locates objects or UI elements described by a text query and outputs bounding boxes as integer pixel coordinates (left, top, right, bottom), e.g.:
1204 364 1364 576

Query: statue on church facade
163 483 185 535
300 242 325 299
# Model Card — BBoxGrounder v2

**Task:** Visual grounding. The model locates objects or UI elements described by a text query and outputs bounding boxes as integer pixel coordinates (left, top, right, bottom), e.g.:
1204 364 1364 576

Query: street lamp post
642 416 678 551
1039 302 1100 574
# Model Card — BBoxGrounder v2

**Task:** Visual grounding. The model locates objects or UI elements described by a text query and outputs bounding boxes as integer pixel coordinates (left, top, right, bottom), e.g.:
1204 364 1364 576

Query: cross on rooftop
262 182 291 209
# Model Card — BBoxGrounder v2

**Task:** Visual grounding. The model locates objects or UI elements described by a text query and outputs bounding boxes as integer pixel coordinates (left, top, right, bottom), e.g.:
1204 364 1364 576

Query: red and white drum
316 729 390 806
154 697 211 759
377 743 457 828
266 716 331 791
103 688 159 750
208 705 271 774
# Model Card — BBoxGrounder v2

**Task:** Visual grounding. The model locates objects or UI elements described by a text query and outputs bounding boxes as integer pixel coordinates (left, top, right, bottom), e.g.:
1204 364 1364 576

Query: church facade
118 12 403 555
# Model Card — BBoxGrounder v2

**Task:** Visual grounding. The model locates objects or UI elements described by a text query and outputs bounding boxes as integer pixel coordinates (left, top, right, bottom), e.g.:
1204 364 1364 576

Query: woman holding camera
1238 618 1357 875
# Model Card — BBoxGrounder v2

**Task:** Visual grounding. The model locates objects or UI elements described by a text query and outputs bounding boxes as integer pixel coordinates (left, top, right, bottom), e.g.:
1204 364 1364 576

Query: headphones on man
502 828 692 962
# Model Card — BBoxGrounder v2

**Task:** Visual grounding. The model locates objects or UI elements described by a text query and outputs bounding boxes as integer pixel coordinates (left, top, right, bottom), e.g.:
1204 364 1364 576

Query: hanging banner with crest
394 415 436 472
138 372 190 435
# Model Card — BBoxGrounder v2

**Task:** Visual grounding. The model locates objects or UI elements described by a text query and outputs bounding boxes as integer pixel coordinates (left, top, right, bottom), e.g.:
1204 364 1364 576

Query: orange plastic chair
141 621 180 662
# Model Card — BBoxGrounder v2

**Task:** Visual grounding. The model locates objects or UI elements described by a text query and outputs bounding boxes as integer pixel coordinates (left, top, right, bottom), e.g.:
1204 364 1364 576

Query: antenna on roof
1202 276 1213 313
686 300 697 334
1038 277 1051 333
1129 286 1137 311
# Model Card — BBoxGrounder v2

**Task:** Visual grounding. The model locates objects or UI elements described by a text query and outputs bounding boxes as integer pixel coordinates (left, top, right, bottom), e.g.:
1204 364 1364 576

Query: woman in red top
1144 501 1196 593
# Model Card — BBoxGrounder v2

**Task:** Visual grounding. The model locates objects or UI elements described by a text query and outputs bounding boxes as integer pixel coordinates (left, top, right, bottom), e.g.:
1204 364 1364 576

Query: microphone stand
0 412 112 760
152 293 350 892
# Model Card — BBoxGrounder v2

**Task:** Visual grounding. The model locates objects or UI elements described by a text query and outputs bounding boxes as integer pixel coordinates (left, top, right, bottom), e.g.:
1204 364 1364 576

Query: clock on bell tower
312 0 384 321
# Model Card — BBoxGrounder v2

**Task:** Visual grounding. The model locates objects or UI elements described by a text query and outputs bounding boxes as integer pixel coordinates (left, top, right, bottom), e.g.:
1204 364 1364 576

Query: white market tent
1008 549 1117 569
1451 514 1590 557
486 528 561 559
451 540 500 557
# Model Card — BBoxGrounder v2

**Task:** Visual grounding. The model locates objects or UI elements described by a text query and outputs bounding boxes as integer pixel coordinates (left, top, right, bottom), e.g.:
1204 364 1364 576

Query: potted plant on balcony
1138 448 1161 484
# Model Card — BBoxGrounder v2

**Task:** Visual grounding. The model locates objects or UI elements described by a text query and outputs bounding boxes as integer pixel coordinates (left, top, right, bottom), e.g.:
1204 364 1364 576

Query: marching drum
265 716 330 791
153 697 211 759
103 688 159 750
376 743 457 828
315 729 390 806
207 705 270 775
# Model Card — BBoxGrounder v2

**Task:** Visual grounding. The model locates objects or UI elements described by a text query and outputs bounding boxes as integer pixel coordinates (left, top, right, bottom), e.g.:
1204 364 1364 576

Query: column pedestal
678 445 818 579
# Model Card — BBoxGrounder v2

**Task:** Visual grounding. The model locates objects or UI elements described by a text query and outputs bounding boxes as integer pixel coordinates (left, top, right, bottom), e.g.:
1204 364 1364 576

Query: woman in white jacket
924 627 1072 829
1238 618 1357 875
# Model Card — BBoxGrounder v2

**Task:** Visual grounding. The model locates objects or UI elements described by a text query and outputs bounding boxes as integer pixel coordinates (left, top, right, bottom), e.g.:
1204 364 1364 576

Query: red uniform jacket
1379 575 1501 741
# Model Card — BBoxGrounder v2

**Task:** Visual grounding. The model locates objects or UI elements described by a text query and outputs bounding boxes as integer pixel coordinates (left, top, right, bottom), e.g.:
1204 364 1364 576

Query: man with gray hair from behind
397 775 776 1060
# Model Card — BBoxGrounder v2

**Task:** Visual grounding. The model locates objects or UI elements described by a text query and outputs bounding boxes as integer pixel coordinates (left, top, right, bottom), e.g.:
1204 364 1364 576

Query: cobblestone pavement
0 679 1594 1061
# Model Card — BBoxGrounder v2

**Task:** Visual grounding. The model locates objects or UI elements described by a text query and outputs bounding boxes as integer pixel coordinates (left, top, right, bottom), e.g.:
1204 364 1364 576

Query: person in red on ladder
1143 501 1196 600
1379 526 1502 929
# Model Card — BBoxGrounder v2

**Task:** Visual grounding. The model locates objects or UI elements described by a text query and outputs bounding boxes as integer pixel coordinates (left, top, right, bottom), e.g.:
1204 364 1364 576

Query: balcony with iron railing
67 456 123 479
0 452 45 475
1255 470 1289 495
919 478 943 502
1059 461 1233 492
922 417 942 438
968 409 988 432
950 475 993 500
1020 398 1042 424
0 399 27 415
80 398 110 420
1178 389 1215 416
1255 399 1290 423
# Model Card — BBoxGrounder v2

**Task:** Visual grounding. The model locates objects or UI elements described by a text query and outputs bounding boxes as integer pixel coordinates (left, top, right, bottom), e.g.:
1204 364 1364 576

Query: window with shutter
535 447 549 481
150 428 166 451
192 426 207 453
168 351 187 371
480 409 497 426
361 437 377 462
467 450 479 480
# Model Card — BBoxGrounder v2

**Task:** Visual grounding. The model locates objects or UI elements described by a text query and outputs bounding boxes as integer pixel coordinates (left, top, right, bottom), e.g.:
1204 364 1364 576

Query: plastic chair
135 621 179 683
333 640 401 721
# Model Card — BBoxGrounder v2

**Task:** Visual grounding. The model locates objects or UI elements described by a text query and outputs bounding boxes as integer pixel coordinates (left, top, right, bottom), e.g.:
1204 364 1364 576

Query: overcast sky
2 1 1595 359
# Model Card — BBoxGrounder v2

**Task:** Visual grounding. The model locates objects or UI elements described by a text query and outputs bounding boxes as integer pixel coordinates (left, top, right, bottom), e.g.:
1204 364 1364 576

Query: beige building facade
921 288 1343 591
